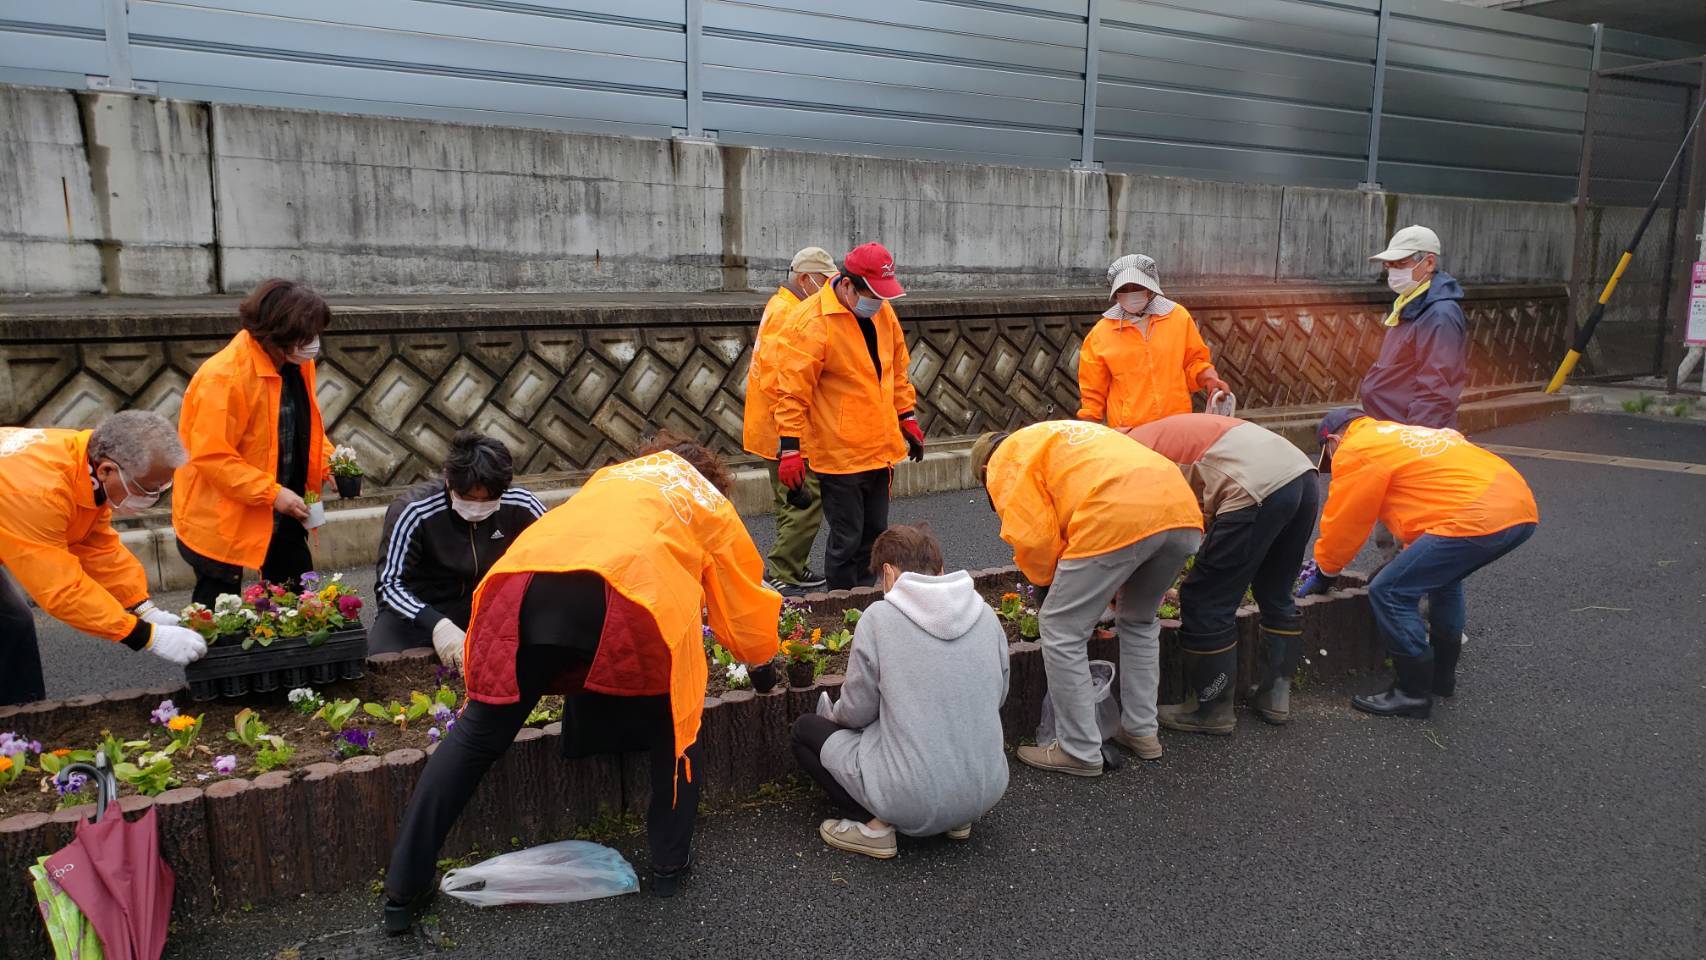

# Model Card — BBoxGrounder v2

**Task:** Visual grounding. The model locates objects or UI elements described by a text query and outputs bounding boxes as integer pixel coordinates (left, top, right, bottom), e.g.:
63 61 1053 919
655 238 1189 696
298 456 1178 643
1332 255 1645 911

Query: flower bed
0 566 1378 956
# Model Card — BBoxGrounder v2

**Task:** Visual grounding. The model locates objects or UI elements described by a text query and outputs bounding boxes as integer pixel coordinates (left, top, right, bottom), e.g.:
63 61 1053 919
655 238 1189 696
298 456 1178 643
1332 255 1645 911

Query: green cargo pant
764 458 823 585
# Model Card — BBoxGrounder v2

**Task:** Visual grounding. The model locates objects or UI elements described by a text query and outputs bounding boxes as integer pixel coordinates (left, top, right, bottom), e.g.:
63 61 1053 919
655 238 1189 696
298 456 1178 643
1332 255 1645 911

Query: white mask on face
287 337 321 364
1386 264 1421 297
450 493 500 523
1116 291 1150 315
108 464 163 517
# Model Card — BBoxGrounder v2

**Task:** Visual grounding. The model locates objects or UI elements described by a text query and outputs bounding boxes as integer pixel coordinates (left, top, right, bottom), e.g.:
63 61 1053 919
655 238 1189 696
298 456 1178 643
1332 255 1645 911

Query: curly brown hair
635 429 734 496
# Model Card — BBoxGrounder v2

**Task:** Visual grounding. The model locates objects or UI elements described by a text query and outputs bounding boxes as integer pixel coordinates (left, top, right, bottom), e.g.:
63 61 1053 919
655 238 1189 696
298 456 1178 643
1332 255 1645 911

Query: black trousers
385 576 699 904
1178 471 1320 645
818 468 890 591
0 570 46 707
177 519 313 609
367 608 434 654
791 714 874 822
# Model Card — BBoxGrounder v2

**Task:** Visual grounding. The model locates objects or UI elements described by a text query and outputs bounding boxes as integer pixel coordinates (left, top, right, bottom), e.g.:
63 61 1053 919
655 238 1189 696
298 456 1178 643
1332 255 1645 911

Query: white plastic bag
1036 660 1120 745
1206 389 1237 418
439 840 639 907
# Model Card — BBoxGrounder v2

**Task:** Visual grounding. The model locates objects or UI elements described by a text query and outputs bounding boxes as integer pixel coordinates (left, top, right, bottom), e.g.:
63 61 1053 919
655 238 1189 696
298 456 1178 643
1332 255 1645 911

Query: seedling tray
184 626 369 700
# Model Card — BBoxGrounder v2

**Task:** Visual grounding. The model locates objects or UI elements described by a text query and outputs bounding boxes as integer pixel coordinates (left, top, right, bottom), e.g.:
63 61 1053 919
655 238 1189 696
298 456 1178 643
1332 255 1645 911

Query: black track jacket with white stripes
374 481 547 631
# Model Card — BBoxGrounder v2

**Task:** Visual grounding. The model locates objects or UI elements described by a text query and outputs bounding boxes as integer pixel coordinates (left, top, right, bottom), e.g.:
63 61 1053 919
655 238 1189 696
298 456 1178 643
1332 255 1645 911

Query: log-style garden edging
0 567 1377 953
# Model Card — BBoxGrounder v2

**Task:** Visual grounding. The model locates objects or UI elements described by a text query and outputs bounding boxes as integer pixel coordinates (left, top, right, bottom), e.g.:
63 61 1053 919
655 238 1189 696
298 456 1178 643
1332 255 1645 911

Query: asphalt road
17 412 1706 959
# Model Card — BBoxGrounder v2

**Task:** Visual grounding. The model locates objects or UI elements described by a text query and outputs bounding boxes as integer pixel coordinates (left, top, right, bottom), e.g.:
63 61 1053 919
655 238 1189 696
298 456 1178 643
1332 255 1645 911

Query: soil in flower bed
0 658 490 820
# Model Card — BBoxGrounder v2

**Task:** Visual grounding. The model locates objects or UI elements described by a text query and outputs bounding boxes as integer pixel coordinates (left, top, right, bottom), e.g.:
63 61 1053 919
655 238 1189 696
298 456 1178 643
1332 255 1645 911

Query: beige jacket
1121 414 1315 516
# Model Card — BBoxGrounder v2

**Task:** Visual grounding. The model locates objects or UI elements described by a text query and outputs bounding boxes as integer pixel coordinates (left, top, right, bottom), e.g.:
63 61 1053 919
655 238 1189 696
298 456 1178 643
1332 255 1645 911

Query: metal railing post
88 0 153 93
684 0 705 139
1074 0 1102 169
1359 0 1390 191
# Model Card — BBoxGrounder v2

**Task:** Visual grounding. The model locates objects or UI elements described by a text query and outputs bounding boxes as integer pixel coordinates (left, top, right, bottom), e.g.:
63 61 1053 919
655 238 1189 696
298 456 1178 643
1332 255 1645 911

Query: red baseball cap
843 242 906 300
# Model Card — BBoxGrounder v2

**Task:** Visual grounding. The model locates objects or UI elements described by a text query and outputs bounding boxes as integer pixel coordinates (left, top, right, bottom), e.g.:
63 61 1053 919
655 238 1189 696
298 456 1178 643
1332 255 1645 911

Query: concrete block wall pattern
0 285 1571 491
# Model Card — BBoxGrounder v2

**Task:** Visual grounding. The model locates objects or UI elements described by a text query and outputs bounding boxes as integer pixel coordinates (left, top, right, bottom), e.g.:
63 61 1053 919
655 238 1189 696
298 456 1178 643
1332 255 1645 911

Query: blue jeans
1368 524 1536 658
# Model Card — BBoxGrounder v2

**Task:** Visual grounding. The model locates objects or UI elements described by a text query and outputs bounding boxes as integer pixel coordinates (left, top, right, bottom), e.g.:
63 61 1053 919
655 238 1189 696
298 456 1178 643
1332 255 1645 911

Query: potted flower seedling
303 491 326 530
329 444 364 498
179 573 368 700
783 629 826 689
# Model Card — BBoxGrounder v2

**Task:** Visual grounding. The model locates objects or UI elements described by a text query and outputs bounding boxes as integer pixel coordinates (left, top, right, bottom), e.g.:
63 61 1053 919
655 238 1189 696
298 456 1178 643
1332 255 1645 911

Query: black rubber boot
1250 625 1303 725
651 859 693 898
382 889 434 936
1160 630 1238 735
1432 632 1463 697
1351 652 1434 719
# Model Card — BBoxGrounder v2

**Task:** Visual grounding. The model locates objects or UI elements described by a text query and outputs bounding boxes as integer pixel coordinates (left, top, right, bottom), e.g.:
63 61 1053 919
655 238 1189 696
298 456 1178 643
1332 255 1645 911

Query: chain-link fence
1573 55 1706 380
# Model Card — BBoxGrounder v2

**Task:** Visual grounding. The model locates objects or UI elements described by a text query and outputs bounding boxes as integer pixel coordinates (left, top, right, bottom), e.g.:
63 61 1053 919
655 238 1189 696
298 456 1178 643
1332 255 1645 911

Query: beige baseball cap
790 246 837 276
1370 225 1441 262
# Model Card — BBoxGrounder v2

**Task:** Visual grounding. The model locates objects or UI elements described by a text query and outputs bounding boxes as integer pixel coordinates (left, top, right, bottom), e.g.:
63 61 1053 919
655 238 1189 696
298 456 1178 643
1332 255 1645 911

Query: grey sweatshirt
820 570 1011 836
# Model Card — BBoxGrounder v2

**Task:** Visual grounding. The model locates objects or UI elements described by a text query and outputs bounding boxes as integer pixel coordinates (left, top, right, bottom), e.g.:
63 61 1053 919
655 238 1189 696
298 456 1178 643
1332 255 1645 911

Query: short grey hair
89 410 187 474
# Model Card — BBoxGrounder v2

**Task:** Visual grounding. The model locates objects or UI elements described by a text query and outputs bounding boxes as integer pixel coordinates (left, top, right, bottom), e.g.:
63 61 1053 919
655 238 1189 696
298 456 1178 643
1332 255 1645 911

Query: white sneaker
819 819 897 859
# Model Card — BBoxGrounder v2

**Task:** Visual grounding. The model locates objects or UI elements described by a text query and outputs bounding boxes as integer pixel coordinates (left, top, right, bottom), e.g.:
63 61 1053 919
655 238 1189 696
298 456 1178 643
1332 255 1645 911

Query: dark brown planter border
0 566 1378 954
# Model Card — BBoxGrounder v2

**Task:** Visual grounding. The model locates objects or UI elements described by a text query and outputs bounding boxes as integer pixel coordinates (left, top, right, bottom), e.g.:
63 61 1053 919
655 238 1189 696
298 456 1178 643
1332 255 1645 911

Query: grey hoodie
820 570 1011 836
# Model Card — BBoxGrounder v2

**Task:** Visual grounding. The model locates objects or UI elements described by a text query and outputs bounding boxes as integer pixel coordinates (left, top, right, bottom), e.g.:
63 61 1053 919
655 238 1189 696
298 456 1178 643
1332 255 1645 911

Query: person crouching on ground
1121 413 1318 732
1299 408 1538 718
972 422 1202 776
382 433 781 934
371 430 546 661
792 523 1009 859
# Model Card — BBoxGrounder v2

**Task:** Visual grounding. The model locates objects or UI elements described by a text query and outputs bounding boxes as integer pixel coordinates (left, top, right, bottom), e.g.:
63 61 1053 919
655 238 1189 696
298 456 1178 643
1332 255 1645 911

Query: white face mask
286 337 321 364
1387 266 1421 297
1116 291 1150 315
108 463 164 517
450 493 500 523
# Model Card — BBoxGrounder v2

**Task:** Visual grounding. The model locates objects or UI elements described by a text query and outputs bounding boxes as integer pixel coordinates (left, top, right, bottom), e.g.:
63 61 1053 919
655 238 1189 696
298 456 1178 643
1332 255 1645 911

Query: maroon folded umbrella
43 804 175 960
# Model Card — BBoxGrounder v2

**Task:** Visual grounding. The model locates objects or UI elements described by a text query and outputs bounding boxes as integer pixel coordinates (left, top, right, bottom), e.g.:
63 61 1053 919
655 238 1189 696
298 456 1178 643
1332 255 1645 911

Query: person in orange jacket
971 421 1202 777
0 412 208 705
1299 408 1538 718
1078 254 1228 428
173 280 337 607
771 242 924 590
743 246 837 594
382 434 781 932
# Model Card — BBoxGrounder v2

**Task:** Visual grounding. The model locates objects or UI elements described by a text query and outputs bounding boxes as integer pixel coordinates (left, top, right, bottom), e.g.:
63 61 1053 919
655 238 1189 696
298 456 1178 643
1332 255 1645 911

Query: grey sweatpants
1040 527 1203 763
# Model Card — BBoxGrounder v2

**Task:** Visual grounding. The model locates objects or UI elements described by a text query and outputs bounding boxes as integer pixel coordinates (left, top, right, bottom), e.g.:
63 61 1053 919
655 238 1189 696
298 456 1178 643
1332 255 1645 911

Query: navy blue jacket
1357 270 1469 428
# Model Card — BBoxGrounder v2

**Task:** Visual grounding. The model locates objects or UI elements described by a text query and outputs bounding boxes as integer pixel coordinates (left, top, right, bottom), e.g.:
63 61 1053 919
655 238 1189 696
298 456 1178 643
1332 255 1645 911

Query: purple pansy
56 772 89 796
149 700 179 727
212 755 237 776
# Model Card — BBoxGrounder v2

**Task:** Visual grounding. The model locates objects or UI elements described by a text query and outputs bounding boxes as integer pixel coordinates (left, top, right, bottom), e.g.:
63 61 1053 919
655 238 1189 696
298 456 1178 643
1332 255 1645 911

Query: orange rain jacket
462 451 782 765
1314 418 1539 574
0 428 151 645
173 330 333 570
771 285 917 475
1077 302 1217 428
741 286 804 460
985 421 1203 587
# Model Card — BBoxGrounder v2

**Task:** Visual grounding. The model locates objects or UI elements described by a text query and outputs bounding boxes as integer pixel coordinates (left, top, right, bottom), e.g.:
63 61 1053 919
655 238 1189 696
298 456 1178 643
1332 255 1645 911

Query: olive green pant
764 458 823 585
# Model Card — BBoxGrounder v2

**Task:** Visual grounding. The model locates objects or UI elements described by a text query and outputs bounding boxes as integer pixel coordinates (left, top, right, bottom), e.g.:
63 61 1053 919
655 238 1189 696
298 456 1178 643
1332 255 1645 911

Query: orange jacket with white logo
1077 303 1216 428
1314 418 1539 574
0 428 150 643
771 285 917 475
173 329 334 569
986 421 1203 586
741 286 803 460
463 451 782 764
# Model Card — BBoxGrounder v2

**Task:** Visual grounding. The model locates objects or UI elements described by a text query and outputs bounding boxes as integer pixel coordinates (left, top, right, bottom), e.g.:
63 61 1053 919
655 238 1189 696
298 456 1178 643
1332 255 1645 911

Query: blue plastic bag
439 840 639 906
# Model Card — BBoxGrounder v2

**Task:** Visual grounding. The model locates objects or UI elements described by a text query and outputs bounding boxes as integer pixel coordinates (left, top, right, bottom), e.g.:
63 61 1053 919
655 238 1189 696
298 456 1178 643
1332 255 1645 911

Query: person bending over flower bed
382 433 781 934
792 523 1010 859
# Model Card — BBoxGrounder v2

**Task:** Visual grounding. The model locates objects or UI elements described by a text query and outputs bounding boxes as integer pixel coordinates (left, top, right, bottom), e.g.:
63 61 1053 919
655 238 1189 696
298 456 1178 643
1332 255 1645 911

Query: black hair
835 272 875 297
443 430 514 496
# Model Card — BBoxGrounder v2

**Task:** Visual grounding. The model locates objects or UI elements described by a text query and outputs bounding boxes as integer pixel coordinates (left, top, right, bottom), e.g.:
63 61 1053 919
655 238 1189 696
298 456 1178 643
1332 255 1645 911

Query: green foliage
822 628 853 654
1672 401 1692 417
365 693 432 729
315 698 361 733
254 737 296 772
843 608 862 627
1622 393 1657 413
114 753 177 796
572 808 643 844
226 708 269 749
99 731 149 766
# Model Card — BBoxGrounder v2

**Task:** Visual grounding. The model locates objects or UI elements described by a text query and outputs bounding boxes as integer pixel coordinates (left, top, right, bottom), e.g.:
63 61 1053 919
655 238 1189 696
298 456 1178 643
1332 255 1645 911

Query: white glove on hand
148 624 208 666
431 619 466 669
133 599 181 627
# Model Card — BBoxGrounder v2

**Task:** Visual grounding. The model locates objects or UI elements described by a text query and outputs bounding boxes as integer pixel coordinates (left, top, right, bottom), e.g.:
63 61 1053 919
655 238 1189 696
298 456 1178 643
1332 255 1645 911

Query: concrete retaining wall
1 82 1603 300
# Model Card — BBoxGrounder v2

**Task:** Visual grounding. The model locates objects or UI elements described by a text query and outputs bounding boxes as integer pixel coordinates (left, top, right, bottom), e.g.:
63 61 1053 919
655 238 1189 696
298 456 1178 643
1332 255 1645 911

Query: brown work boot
1111 729 1164 760
1158 692 1236 735
818 819 897 859
1015 741 1103 777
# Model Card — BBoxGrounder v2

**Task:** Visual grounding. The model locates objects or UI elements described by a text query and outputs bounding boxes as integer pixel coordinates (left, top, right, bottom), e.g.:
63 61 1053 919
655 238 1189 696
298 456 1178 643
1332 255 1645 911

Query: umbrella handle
56 761 119 822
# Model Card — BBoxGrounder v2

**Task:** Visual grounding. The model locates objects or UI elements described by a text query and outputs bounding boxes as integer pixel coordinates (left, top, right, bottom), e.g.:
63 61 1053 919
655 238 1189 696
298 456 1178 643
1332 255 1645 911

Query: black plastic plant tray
184 626 369 700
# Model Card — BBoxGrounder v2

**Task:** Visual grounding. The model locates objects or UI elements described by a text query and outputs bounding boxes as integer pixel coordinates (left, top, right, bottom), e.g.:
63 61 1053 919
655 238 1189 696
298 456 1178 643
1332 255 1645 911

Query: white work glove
431 619 466 669
147 624 208 666
133 599 181 627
